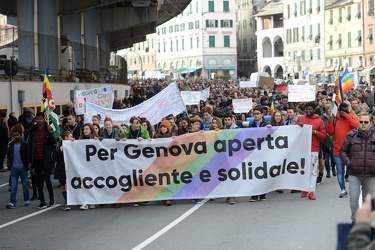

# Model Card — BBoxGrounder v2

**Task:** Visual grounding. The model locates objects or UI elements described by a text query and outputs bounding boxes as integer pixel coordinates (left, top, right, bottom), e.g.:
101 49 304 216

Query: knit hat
160 120 171 130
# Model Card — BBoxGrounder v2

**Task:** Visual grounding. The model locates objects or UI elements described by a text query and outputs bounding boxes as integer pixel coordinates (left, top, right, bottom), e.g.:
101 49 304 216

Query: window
206 20 218 28
316 0 320 12
339 8 342 23
188 22 194 30
328 35 333 50
356 3 361 18
369 0 374 16
287 4 290 19
238 40 241 52
370 55 374 66
346 6 351 21
221 20 233 27
356 30 362 46
308 25 313 40
196 2 198 13
190 37 193 49
162 27 166 34
224 35 230 47
151 38 154 48
163 41 166 52
175 25 179 32
169 26 173 33
302 50 305 61
348 32 351 48
317 48 321 59
180 23 185 31
157 28 160 35
300 0 306 16
209 36 215 47
293 27 299 43
294 3 297 16
158 42 160 52
308 0 312 13
176 39 179 51
337 34 342 49
310 49 313 60
368 28 373 45
243 39 247 52
195 21 200 29
182 38 184 50
301 26 305 41
286 29 292 44
329 10 333 24
197 36 199 48
208 1 215 12
223 1 229 12
189 3 192 14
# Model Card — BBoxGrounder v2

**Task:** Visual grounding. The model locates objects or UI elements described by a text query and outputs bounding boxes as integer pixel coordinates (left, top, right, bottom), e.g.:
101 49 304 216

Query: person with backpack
328 103 359 198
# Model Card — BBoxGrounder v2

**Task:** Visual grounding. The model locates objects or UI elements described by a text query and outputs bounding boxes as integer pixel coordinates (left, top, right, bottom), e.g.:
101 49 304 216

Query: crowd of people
1 77 375 229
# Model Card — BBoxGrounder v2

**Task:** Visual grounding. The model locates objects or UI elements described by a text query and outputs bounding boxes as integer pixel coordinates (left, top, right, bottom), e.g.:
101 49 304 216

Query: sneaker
316 176 322 185
24 201 31 207
112 203 121 208
260 195 267 201
6 202 15 209
80 204 88 210
165 200 172 206
37 203 47 209
345 176 349 182
339 190 348 198
229 197 235 205
133 203 140 207
332 168 337 176
301 191 308 198
88 204 95 209
249 196 258 202
276 189 284 193
49 197 55 206
308 192 316 200
62 204 71 211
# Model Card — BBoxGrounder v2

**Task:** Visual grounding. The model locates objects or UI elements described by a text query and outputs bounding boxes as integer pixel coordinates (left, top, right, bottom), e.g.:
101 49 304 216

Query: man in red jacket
327 103 359 198
296 102 326 200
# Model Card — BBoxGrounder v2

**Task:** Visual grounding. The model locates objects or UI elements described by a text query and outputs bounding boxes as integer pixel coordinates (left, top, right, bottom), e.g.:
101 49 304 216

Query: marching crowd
1 78 375 231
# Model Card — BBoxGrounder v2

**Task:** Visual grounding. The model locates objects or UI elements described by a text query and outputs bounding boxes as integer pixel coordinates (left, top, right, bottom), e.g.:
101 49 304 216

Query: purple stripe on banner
173 127 279 198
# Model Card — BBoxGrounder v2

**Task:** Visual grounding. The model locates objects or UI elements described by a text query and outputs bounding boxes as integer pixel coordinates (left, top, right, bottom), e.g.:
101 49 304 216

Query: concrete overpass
0 0 191 82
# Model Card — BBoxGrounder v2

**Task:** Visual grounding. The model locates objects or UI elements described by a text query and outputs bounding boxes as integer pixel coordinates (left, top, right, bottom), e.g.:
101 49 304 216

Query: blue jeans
349 175 375 222
10 167 30 204
334 156 346 190
325 150 335 171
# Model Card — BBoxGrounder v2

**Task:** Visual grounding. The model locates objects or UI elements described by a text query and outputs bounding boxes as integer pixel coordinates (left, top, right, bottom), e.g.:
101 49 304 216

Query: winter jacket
124 125 150 139
27 125 57 169
249 118 270 128
328 112 359 156
347 222 375 250
102 127 123 140
296 114 326 152
7 140 28 170
340 128 375 177
52 140 66 180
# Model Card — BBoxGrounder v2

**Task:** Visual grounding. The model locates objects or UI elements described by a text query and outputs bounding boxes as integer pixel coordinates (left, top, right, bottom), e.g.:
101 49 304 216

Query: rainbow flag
341 68 355 93
270 95 275 115
335 67 343 105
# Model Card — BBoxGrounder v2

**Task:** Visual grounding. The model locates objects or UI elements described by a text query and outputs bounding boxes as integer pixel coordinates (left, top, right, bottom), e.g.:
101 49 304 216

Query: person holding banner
296 102 326 200
177 117 190 135
200 106 214 131
123 116 150 141
101 117 123 140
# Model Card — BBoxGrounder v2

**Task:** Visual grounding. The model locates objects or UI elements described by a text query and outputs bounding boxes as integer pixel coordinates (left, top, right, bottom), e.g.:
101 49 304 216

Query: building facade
155 0 237 79
361 0 375 84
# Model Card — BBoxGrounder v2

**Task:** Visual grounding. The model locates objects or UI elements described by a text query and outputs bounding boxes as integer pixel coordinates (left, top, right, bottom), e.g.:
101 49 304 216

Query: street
0 171 350 250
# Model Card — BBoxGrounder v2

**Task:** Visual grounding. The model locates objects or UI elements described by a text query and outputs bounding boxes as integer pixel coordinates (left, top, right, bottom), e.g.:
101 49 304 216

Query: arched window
223 59 231 65
208 59 217 65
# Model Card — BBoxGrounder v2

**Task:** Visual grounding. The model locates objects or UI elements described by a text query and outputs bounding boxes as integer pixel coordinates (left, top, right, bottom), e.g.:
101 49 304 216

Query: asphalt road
0 171 351 250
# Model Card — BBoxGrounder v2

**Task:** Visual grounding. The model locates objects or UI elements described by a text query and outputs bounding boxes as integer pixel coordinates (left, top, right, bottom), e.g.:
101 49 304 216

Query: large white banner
200 87 210 101
64 126 312 205
240 81 257 88
288 85 316 102
84 82 186 126
75 86 113 115
233 98 253 113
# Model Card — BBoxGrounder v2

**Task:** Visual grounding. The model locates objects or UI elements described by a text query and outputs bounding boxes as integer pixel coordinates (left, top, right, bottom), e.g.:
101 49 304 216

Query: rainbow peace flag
341 68 355 93
270 95 275 115
335 67 343 105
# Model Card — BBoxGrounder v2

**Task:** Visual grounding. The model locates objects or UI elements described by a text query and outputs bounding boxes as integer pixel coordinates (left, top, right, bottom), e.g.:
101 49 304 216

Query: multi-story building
361 0 375 84
254 0 284 79
237 0 258 77
283 0 330 82
118 33 157 76
156 0 237 79
325 0 364 84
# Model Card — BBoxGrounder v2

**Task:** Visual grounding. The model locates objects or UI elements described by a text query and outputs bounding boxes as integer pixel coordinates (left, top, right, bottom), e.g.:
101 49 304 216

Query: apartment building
361 0 375 84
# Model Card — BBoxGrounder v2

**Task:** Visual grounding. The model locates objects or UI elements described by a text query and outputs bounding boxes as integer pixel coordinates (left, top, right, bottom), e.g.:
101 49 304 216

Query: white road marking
132 199 208 250
0 183 9 187
0 204 61 229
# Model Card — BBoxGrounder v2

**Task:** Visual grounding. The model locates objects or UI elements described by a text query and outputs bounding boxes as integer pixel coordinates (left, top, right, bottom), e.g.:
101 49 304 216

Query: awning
358 67 372 76
323 66 337 72
313 68 325 73
174 68 187 73
128 70 136 74
221 67 235 70
354 66 365 72
181 67 201 74
205 67 220 70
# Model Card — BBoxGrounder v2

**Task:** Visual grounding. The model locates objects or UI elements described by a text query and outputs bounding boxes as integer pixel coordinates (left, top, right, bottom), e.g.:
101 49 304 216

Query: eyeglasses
359 121 370 124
